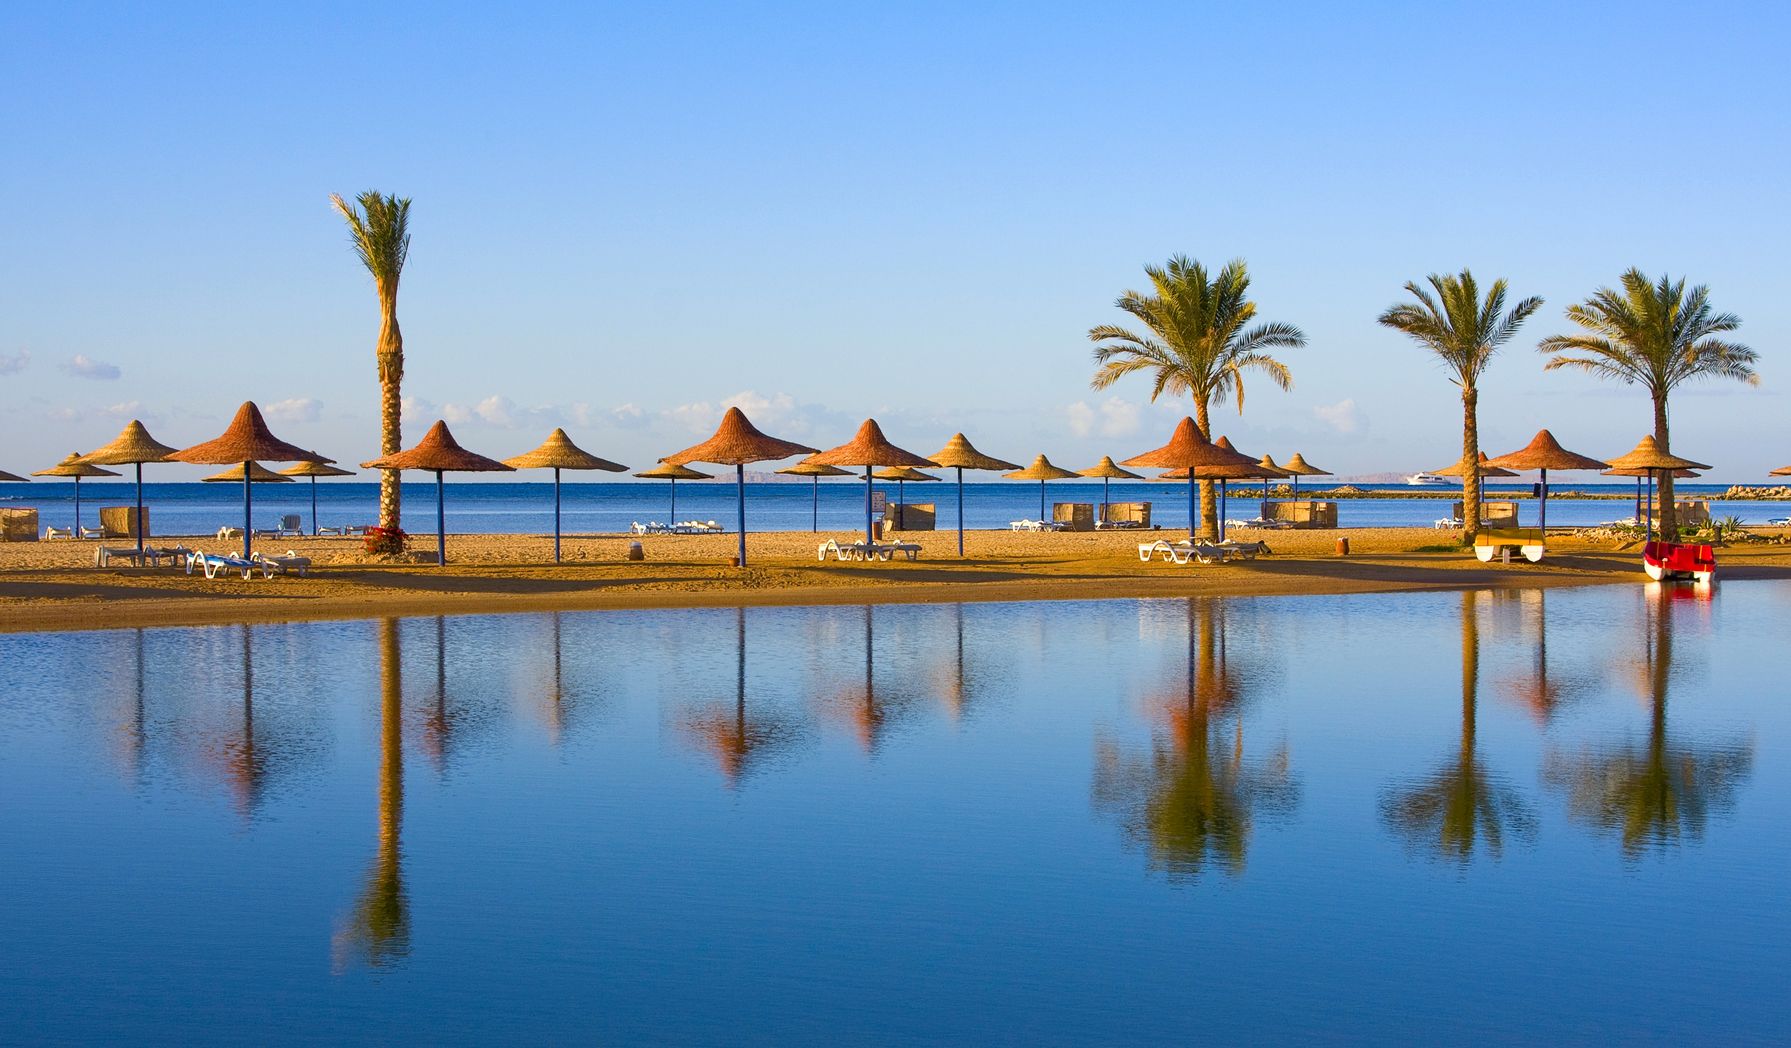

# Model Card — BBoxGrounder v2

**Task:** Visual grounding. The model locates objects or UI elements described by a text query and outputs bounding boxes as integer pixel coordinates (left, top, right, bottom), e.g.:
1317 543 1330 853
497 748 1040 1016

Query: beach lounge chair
144 545 193 568
80 525 104 539
1473 528 1545 564
44 526 73 540
94 546 148 567
819 539 872 561
317 524 371 536
255 514 302 538
1137 539 1223 565
873 541 922 561
1433 515 1463 530
1010 519 1065 532
216 525 244 540
187 549 267 580
1217 540 1270 560
253 550 311 577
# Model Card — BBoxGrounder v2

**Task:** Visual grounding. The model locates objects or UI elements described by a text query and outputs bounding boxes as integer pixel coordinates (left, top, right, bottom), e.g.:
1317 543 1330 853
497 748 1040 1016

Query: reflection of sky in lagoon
1 584 1786 1043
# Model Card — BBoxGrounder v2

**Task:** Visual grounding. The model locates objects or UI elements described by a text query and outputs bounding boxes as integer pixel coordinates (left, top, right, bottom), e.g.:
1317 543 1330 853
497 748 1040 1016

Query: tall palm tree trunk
1194 399 1217 541
377 301 403 532
1461 387 1481 544
1652 394 1676 538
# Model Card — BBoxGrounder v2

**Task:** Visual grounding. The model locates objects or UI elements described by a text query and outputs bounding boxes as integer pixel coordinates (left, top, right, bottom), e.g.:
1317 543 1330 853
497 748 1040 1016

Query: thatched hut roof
807 419 936 469
503 428 627 472
1602 435 1710 472
1004 454 1080 481
361 421 514 473
1485 429 1606 472
1434 451 1518 479
661 407 815 466
34 453 120 479
202 462 295 484
77 420 178 466
930 433 1018 472
170 402 328 466
635 462 714 481
1078 456 1143 480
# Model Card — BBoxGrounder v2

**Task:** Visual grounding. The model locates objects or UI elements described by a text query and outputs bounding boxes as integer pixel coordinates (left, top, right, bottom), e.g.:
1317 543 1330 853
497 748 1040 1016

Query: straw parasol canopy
1005 454 1080 481
75 420 178 554
1434 451 1519 479
503 429 627 564
363 420 514 565
1604 467 1698 478
34 453 119 480
202 462 295 483
777 458 853 533
1255 454 1294 478
1603 435 1710 473
1124 418 1263 539
279 461 355 537
1079 456 1144 480
77 420 178 467
1282 452 1330 477
171 402 327 468
930 433 1020 557
873 466 939 482
809 419 937 545
1771 465 1791 477
659 407 816 565
1485 429 1608 534
503 428 626 473
0 469 27 483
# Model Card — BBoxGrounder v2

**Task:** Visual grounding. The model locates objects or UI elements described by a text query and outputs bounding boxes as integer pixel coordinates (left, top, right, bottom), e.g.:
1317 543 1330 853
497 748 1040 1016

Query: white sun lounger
1138 539 1224 565
819 539 871 561
187 550 268 580
44 526 73 539
253 550 311 577
1010 519 1065 532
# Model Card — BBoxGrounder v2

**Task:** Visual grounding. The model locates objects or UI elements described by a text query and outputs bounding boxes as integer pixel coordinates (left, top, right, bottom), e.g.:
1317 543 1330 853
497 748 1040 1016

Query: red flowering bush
363 526 407 555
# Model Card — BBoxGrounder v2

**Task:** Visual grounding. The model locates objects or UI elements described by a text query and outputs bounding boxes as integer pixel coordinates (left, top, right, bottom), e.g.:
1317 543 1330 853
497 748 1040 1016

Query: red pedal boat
1643 540 1715 583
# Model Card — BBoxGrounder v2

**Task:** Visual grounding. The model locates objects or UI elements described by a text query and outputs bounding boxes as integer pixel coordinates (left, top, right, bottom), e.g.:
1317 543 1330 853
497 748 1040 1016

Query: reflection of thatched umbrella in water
776 458 852 533
929 433 1020 558
1542 588 1753 858
334 618 410 969
1380 591 1536 862
1091 599 1298 879
76 419 178 557
32 453 119 536
679 607 804 785
1500 589 1595 725
418 616 459 771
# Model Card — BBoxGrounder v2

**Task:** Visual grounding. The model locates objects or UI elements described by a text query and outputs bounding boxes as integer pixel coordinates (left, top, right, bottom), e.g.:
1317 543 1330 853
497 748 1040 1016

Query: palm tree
1539 269 1756 536
1377 270 1541 543
331 191 413 532
1089 256 1305 539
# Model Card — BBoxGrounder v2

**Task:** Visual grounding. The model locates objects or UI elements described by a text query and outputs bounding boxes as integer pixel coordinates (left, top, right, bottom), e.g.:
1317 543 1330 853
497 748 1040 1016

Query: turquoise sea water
1 585 1785 1044
3 480 1784 536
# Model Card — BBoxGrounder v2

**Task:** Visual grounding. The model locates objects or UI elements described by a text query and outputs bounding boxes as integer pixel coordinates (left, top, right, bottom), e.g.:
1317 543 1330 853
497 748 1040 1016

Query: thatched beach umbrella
635 462 714 524
1434 451 1519 480
362 420 513 565
1604 436 1711 540
1078 456 1144 521
202 462 296 484
775 458 852 533
873 465 939 521
1254 454 1294 502
170 403 327 558
1004 455 1080 522
1212 437 1274 537
1486 430 1608 534
1771 465 1791 477
807 419 937 546
1124 419 1260 541
32 454 118 535
1281 452 1331 500
280 460 355 535
0 469 26 483
77 420 177 556
661 407 817 566
503 429 627 564
930 433 1019 557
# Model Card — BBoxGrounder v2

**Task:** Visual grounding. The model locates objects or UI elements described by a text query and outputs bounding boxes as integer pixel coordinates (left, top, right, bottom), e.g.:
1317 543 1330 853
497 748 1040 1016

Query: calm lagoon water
1 585 1785 1044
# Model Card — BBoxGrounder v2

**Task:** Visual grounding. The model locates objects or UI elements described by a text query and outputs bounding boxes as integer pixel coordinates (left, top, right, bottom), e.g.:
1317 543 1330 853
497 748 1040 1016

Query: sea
3 480 1783 536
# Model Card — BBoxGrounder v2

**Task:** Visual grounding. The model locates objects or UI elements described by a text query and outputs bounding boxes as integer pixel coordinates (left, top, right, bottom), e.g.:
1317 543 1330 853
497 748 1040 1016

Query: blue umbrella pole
553 467 563 564
735 465 747 566
436 470 446 565
863 466 875 545
135 462 145 555
1188 474 1197 542
956 467 965 557
669 478 677 522
74 476 82 535
811 476 819 533
1038 480 1045 520
310 475 319 536
242 467 253 559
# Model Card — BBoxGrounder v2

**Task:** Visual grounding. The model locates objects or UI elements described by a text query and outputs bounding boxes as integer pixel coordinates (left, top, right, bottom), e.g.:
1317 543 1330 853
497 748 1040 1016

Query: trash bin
1336 536 1350 556
626 542 644 561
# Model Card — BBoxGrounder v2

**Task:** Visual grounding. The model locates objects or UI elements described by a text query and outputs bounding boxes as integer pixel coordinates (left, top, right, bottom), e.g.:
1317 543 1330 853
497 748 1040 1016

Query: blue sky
3 2 1785 480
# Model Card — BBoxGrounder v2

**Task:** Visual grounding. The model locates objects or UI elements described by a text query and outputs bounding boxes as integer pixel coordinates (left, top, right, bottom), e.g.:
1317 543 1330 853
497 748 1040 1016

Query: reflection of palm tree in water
1381 591 1536 862
678 607 803 785
1543 588 1752 858
334 618 410 969
1092 598 1298 880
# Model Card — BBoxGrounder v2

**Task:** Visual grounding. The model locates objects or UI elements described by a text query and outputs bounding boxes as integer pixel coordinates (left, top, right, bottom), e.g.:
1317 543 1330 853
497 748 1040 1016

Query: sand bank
3 527 1788 633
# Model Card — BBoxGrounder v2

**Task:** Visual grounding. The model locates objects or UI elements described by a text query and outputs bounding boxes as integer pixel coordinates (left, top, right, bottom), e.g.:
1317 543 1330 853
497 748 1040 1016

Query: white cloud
401 395 436 419
46 406 80 421
610 403 647 428
441 401 474 425
0 349 28 375
264 397 322 424
63 354 121 380
1066 397 1141 439
1314 398 1363 435
100 401 156 422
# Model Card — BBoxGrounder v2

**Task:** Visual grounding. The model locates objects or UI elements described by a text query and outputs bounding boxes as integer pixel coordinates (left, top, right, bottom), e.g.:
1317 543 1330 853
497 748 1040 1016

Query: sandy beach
4 525 1789 633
